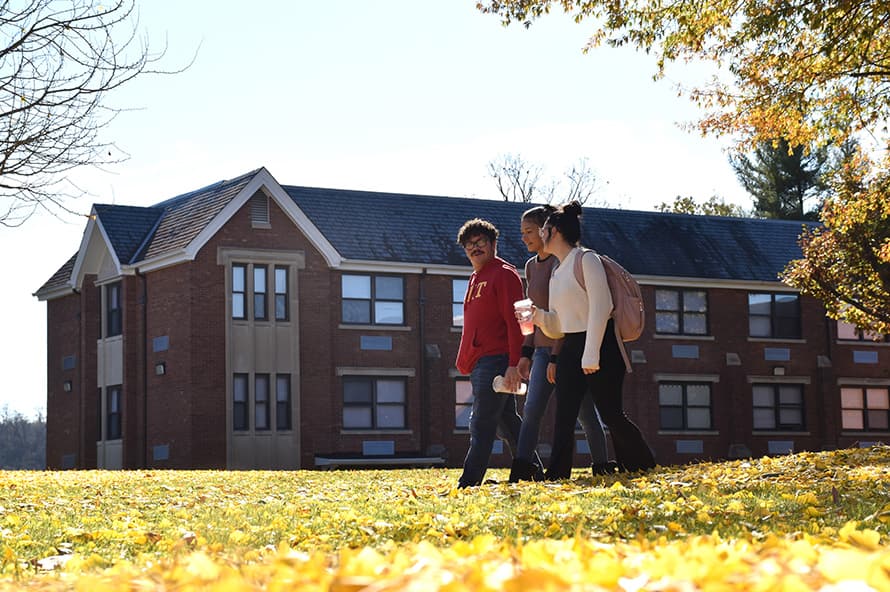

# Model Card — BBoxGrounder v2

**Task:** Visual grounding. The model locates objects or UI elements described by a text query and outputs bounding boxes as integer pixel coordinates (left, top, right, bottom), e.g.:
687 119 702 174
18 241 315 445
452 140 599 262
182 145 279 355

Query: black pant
548 321 655 478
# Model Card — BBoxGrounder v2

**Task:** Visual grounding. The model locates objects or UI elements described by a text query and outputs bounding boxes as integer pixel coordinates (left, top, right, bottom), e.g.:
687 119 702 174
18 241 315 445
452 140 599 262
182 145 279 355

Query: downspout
418 269 429 456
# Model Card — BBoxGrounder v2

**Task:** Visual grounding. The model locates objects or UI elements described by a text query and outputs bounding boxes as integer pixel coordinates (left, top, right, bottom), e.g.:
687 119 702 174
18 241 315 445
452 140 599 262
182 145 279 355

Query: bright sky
0 1 751 417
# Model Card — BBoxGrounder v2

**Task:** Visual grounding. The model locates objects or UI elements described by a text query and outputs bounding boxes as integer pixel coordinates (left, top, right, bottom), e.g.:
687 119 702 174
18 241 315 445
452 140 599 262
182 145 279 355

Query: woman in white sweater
529 201 655 477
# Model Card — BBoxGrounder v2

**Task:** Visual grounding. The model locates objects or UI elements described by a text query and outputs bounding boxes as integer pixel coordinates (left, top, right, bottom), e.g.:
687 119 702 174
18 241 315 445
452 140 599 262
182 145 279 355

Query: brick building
35 167 890 470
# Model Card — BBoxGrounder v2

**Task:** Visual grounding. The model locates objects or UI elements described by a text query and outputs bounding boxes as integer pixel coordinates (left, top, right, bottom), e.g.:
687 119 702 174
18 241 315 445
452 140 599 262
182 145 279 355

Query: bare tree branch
0 0 191 227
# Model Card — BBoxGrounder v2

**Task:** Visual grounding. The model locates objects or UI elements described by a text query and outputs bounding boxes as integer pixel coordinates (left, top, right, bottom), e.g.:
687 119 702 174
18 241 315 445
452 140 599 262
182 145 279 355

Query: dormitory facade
35 167 890 470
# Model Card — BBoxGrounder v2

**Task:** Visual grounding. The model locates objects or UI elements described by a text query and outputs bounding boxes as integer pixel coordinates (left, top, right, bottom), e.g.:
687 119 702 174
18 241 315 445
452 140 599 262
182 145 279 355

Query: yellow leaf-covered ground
2 446 890 590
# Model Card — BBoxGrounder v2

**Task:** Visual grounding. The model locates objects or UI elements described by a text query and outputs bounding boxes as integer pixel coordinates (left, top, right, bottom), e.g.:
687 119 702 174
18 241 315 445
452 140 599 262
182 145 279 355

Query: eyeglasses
463 237 490 251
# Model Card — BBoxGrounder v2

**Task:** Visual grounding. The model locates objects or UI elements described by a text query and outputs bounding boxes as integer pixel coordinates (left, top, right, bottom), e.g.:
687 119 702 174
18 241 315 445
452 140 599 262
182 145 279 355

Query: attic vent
250 192 270 227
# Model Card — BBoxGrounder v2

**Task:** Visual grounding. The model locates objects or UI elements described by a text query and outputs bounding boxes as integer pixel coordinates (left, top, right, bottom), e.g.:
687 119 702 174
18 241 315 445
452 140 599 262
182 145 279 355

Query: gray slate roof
285 185 813 282
36 168 816 296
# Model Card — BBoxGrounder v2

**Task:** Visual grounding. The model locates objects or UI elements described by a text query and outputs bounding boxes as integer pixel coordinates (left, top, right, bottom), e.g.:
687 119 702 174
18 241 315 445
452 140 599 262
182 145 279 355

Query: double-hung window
106 385 122 440
232 265 247 320
253 266 268 321
254 374 270 430
342 275 405 325
748 293 801 339
752 384 805 431
342 377 406 429
276 374 292 430
105 282 122 337
274 267 288 321
841 387 890 431
655 289 708 335
452 279 469 327
658 382 712 430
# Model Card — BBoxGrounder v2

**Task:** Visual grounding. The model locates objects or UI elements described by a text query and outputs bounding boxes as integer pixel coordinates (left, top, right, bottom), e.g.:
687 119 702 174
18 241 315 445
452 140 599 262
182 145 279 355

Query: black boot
591 461 620 476
509 458 541 483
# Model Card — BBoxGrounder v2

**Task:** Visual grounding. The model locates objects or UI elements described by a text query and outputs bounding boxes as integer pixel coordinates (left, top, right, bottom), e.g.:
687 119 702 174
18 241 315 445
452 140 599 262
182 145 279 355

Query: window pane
234 375 248 402
686 408 711 429
774 294 799 315
779 408 802 426
837 321 859 340
453 279 469 303
344 407 372 429
233 404 247 431
276 376 290 402
867 410 889 430
452 303 464 327
748 293 772 315
752 385 774 407
686 384 711 406
255 402 269 430
344 379 372 404
377 405 405 428
655 289 679 311
254 293 267 320
233 294 245 319
683 313 707 335
342 300 371 324
778 386 802 405
233 265 245 292
660 407 683 429
658 384 683 405
774 317 800 339
866 388 889 409
254 267 266 292
841 388 863 408
749 316 771 337
275 295 287 321
684 291 707 312
656 312 679 333
377 380 405 403
842 410 863 430
374 301 404 324
275 268 287 293
455 381 473 404
342 275 371 299
375 276 403 300
753 408 776 429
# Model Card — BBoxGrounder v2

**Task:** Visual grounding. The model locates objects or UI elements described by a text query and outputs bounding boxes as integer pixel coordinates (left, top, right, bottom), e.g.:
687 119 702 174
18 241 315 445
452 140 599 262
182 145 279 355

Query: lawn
2 446 890 590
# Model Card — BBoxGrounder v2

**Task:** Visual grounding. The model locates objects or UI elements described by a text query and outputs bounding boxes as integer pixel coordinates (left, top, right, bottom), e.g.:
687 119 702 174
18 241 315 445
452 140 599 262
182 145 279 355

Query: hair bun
563 201 582 217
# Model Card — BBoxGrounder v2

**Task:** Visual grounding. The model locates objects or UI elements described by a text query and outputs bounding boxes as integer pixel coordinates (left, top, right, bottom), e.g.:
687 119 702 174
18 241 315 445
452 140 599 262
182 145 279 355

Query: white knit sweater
533 248 613 370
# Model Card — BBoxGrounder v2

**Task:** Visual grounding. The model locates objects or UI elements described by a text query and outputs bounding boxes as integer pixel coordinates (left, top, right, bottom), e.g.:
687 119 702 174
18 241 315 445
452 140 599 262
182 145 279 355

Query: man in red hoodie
455 218 541 488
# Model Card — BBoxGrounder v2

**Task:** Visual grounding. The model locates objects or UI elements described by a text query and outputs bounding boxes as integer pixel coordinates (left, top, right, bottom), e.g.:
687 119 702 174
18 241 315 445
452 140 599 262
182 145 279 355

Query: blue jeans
458 354 525 487
516 347 609 465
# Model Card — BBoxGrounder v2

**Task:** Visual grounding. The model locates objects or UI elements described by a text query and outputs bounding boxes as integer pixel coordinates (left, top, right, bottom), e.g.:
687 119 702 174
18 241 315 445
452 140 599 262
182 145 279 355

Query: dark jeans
458 353 525 487
548 321 656 478
516 346 608 465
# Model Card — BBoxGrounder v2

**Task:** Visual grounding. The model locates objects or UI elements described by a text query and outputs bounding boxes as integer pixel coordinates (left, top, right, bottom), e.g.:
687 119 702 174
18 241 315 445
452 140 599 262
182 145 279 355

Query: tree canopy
657 195 747 217
729 139 830 220
1 0 178 226
477 0 890 334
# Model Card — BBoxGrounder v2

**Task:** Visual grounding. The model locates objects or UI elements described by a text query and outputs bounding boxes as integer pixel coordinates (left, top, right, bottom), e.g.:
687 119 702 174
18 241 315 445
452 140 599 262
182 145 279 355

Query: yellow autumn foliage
0 446 889 589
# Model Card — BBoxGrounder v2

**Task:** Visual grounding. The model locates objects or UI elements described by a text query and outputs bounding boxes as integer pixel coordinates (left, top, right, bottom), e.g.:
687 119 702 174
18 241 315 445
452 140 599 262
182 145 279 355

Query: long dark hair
545 201 582 246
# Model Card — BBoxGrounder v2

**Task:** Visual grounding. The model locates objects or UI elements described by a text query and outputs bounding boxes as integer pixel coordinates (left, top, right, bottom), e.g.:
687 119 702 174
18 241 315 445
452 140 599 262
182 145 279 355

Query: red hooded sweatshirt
455 256 525 375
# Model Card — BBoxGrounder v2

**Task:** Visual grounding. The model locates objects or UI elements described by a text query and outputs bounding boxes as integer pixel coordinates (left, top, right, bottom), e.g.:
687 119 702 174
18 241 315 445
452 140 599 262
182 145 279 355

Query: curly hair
456 218 499 246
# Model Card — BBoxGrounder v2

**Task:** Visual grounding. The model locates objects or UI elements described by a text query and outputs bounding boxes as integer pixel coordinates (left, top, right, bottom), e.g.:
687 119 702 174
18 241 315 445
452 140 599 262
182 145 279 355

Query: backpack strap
571 248 633 373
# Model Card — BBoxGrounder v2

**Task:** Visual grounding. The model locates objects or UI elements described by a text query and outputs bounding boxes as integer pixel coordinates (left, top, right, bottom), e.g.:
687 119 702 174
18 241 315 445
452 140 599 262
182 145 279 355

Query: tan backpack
573 248 645 342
